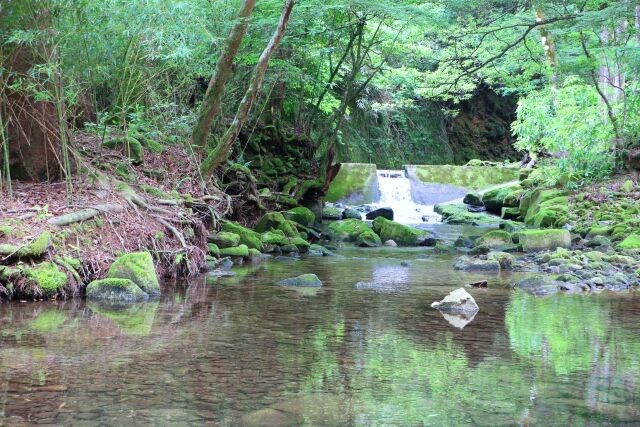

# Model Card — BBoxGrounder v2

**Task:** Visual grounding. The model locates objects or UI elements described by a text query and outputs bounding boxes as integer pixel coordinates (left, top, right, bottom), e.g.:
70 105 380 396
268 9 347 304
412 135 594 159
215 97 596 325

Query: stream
1 173 640 426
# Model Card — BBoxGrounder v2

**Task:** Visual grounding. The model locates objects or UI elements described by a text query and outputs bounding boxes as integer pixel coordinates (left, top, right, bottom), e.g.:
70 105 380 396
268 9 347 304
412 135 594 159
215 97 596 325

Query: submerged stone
86 278 148 303
454 255 501 272
513 276 563 296
431 288 479 313
278 273 322 287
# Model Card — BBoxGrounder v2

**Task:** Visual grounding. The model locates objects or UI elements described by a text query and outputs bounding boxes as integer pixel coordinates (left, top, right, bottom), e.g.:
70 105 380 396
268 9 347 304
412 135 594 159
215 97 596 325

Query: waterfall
371 170 440 224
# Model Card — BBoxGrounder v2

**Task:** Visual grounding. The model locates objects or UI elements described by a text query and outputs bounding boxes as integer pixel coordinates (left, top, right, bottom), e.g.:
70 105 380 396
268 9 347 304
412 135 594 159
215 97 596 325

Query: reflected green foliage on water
0 245 639 425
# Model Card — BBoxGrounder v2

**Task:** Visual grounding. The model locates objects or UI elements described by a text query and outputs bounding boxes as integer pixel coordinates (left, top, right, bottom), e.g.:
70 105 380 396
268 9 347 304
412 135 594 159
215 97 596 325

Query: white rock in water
431 288 479 313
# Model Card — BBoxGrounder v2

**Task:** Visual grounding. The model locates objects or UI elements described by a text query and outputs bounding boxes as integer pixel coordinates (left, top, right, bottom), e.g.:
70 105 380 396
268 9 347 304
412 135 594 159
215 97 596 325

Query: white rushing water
370 169 441 224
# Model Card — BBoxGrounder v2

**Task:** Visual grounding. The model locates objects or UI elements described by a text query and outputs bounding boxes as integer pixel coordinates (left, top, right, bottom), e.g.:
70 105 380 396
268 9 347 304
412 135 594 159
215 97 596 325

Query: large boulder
322 206 342 221
86 278 148 303
518 229 571 252
107 251 160 296
326 219 381 247
342 207 362 220
254 212 287 233
372 217 433 246
365 207 393 221
521 188 569 228
463 192 483 207
431 288 479 313
219 244 249 258
278 273 322 287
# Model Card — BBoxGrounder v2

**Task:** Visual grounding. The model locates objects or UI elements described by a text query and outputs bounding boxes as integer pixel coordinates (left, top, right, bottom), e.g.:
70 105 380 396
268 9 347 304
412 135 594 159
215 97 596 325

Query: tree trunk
201 0 295 178
191 0 256 155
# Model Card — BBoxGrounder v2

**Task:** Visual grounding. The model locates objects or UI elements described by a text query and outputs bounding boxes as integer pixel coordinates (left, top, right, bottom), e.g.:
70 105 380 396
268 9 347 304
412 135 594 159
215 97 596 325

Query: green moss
408 165 519 190
107 251 160 296
325 163 378 203
617 234 640 250
621 180 634 193
254 212 287 233
86 278 148 303
322 207 342 220
219 244 249 258
103 136 144 163
139 183 172 199
261 231 289 246
27 262 68 296
209 231 240 249
477 230 512 248
29 310 68 332
522 189 569 228
488 251 515 270
0 225 13 238
434 203 505 226
288 207 316 226
207 243 220 257
11 232 53 259
482 184 522 213
89 301 159 336
221 221 264 250
278 273 322 287
291 236 311 252
372 217 432 246
518 229 571 252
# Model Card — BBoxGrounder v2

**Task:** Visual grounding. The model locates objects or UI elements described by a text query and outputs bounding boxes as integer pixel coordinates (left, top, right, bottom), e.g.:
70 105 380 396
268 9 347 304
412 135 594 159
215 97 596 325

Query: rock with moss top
488 251 515 270
221 221 264 250
278 273 322 287
326 219 381 247
372 217 433 246
107 251 160 296
27 262 68 297
261 230 289 246
454 256 501 272
255 212 287 233
219 244 249 258
207 243 220 257
287 207 316 226
463 193 483 207
86 278 148 303
522 188 569 228
342 208 362 220
476 230 512 249
621 180 634 193
518 229 571 252
322 206 342 221
482 184 522 214
208 231 240 249
617 234 640 250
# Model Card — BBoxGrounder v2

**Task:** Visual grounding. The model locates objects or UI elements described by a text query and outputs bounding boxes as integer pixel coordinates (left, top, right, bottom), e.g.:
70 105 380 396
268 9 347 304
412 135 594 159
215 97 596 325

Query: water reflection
0 248 638 425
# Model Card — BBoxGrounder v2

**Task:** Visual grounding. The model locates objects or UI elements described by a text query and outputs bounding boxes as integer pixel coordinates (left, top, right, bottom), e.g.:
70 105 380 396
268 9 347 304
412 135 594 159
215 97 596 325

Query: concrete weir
326 163 519 205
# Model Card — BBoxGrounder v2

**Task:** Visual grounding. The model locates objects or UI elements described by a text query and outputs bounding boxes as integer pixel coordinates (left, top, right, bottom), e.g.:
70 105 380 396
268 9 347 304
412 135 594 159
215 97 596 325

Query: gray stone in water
278 273 322 287
207 270 237 278
86 278 149 303
454 256 501 272
384 240 398 247
431 288 479 313
365 207 394 221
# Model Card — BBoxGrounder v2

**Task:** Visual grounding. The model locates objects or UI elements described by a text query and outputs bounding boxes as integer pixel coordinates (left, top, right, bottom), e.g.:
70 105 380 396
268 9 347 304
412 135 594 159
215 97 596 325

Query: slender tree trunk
201 0 295 178
191 0 256 154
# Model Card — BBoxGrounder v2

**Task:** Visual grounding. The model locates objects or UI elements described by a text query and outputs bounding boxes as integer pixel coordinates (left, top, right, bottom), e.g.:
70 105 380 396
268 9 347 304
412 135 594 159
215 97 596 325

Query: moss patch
326 219 381 247
372 217 432 246
518 229 571 252
287 207 316 226
407 165 519 190
221 221 263 250
27 262 68 297
617 234 640 250
325 163 378 203
219 244 249 257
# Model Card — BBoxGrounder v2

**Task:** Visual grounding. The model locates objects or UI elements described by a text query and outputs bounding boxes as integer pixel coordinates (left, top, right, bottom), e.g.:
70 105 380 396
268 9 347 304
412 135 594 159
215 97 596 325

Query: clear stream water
1 235 640 426
2 179 640 426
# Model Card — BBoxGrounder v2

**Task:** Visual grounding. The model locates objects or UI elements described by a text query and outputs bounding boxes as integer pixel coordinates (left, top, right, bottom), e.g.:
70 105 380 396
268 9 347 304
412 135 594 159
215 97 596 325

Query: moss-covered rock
107 251 160 296
488 251 515 270
621 179 634 193
219 244 249 258
278 273 322 287
322 206 342 221
86 278 148 303
435 203 505 226
342 207 362 219
326 219 381 247
261 230 289 246
518 229 571 252
482 184 522 214
103 136 144 163
0 225 13 238
372 217 433 246
463 192 483 207
287 207 316 226
617 234 640 250
254 212 287 233
221 221 263 250
522 188 569 228
501 207 521 220
208 231 240 249
27 262 68 297
476 230 512 249
291 236 311 252
325 163 378 204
